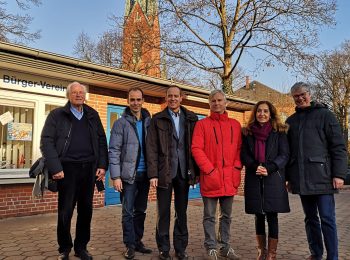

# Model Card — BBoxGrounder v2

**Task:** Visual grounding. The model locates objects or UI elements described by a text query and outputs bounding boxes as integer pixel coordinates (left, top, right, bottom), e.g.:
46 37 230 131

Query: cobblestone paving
0 190 349 259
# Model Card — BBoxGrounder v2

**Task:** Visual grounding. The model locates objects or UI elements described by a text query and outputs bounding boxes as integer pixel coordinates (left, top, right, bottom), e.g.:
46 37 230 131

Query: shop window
45 104 59 116
0 105 34 171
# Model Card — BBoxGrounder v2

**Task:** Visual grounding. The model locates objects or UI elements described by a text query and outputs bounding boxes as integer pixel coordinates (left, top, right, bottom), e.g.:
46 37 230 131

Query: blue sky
5 0 350 92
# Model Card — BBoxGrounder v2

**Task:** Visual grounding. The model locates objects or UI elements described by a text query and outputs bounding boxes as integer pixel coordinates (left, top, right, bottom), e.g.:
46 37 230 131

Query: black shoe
175 251 188 260
135 243 152 254
159 251 171 260
124 248 135 259
74 249 93 260
58 251 69 260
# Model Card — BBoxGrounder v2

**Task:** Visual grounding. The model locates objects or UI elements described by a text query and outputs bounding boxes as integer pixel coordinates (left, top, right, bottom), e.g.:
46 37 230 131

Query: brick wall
0 183 104 219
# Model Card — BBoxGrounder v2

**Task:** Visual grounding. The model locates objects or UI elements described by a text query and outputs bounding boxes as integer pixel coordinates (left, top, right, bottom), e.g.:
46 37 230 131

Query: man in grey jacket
109 87 152 259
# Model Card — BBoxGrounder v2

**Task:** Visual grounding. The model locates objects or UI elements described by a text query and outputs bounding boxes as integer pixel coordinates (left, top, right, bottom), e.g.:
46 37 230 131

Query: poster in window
0 111 13 125
7 122 33 141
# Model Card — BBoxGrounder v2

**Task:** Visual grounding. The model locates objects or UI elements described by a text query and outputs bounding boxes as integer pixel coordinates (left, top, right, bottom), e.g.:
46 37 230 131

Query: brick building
234 77 295 122
0 42 255 219
122 0 161 77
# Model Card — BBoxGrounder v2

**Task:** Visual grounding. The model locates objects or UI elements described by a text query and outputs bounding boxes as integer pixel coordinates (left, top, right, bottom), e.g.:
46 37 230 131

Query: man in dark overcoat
146 85 199 260
41 81 108 260
286 82 347 260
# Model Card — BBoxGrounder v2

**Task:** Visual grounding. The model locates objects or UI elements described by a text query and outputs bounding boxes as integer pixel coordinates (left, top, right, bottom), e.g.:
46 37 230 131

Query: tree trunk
222 75 233 95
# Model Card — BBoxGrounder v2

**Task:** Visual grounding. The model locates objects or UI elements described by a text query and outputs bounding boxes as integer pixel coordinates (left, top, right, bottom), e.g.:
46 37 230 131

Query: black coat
146 106 199 188
286 102 348 195
241 130 290 214
40 102 108 176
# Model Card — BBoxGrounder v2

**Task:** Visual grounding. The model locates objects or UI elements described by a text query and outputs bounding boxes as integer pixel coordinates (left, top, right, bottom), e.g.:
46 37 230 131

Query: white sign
0 111 13 125
0 70 70 97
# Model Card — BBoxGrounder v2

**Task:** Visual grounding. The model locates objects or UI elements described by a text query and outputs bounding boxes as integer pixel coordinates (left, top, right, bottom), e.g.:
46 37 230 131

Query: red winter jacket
191 112 242 197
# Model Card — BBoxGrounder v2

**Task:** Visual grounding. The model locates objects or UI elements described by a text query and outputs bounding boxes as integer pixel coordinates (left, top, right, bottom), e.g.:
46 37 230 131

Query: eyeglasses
71 91 85 96
292 91 308 99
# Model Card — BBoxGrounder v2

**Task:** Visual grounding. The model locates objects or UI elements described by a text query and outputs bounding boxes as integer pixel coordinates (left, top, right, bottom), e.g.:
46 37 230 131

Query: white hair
209 89 227 102
66 81 87 98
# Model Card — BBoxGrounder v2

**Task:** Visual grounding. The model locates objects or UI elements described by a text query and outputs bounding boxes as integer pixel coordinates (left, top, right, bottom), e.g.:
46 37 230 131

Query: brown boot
266 238 278 260
256 235 266 260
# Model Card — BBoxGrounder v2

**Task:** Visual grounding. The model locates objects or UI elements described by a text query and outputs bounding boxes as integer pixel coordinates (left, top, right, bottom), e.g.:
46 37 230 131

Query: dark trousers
255 212 279 239
156 173 189 253
57 162 95 254
300 194 338 260
120 173 150 248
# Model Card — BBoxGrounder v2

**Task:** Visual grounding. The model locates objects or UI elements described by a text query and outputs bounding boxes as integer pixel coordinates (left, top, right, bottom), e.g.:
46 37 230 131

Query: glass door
188 114 206 199
105 105 125 205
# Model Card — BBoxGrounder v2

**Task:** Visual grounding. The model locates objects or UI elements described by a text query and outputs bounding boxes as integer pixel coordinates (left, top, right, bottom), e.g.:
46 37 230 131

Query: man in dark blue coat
286 82 347 260
41 82 108 260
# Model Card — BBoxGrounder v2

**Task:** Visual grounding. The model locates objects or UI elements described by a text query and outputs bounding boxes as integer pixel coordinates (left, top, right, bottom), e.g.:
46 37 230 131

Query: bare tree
0 0 41 43
95 30 123 67
74 14 163 76
161 51 245 90
158 0 336 94
73 31 96 62
303 40 350 152
73 29 123 68
14 0 40 10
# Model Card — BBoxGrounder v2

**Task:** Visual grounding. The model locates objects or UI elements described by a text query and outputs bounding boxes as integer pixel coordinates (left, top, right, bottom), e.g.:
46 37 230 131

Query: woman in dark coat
241 101 290 260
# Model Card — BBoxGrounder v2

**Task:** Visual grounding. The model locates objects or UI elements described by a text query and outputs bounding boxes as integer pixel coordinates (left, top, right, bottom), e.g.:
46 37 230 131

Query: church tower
122 0 161 77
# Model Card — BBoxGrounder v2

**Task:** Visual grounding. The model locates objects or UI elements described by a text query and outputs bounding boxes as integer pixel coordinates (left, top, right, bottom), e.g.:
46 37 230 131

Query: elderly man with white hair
41 82 108 260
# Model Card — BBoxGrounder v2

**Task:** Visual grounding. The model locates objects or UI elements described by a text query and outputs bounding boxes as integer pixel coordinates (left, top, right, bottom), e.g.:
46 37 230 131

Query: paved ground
0 190 349 260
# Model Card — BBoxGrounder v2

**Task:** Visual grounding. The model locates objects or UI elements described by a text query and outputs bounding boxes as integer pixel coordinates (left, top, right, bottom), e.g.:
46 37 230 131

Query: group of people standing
40 81 347 260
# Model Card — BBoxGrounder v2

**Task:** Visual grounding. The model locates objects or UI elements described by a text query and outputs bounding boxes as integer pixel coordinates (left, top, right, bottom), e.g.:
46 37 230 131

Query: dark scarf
250 121 272 163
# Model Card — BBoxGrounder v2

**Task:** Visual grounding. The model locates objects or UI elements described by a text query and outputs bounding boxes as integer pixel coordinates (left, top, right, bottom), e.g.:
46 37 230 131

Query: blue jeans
120 173 150 248
202 196 233 251
300 194 338 260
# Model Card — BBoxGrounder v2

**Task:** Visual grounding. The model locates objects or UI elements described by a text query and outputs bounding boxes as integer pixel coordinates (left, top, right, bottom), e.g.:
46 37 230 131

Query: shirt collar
168 108 181 117
70 105 84 120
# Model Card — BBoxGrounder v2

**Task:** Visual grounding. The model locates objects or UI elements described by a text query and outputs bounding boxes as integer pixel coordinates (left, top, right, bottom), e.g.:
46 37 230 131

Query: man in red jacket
192 89 242 260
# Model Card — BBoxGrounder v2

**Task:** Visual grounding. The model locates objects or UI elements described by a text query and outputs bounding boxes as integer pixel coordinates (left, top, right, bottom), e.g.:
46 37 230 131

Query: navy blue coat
241 129 290 214
40 102 108 176
286 102 348 195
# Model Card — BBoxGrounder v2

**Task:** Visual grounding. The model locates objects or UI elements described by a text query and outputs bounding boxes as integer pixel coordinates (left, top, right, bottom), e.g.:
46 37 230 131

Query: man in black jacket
146 85 199 260
286 82 347 260
41 82 108 260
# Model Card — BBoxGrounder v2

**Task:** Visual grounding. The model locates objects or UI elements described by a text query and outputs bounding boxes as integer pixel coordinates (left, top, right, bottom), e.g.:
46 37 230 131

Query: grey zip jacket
109 107 151 184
